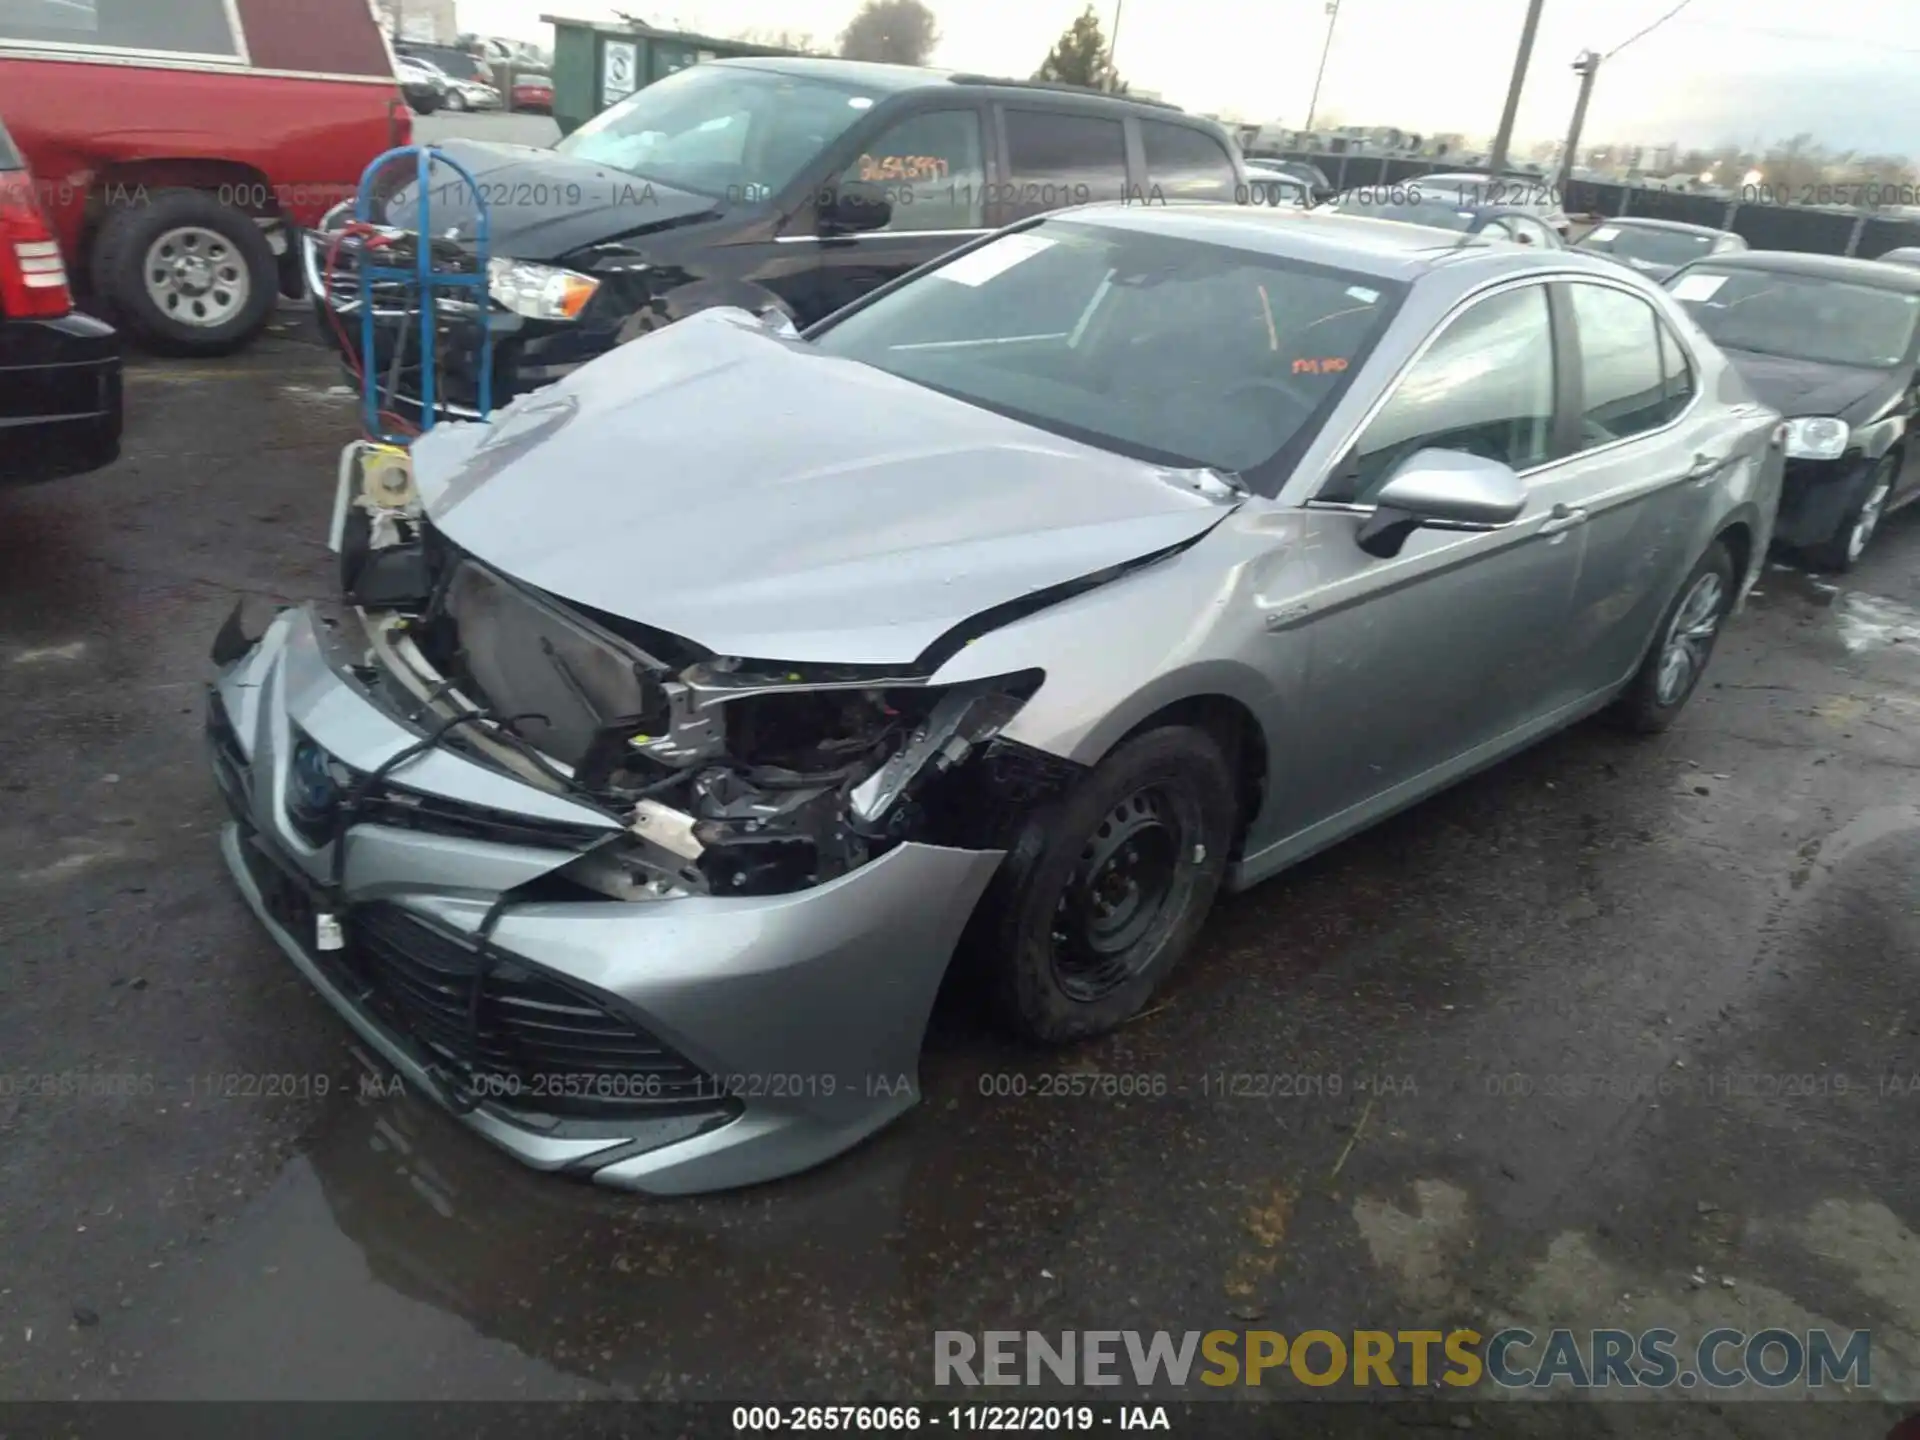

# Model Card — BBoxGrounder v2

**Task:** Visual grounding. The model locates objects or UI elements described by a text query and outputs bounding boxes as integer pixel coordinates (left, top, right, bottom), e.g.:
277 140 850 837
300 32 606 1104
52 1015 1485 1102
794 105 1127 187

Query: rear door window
1003 109 1128 219
1140 120 1237 201
0 0 240 55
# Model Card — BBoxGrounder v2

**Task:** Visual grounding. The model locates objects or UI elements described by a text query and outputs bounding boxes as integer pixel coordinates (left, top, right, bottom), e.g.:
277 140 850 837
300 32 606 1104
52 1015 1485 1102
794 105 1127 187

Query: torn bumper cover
205 601 1017 1194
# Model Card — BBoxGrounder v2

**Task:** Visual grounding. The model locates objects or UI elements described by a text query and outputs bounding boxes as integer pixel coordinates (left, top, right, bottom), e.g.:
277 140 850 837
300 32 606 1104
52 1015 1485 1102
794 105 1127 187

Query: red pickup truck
0 0 411 355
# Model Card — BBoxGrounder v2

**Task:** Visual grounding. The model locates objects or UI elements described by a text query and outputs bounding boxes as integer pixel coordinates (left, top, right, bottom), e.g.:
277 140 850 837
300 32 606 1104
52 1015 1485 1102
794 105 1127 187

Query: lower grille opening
338 902 716 1117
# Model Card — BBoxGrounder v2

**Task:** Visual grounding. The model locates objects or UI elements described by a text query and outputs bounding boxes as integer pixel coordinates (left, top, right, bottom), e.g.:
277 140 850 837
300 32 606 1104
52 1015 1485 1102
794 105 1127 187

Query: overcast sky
460 0 1920 153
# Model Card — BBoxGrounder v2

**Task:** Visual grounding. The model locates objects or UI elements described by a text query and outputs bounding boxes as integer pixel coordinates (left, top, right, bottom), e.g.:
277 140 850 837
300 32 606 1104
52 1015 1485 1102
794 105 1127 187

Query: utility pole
1304 0 1340 133
1555 50 1600 195
1108 0 1124 92
1486 0 1546 177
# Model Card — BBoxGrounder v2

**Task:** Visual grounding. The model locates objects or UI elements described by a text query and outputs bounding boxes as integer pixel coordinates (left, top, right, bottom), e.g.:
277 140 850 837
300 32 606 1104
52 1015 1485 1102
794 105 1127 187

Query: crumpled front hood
410 309 1233 667
1718 347 1895 421
379 140 718 260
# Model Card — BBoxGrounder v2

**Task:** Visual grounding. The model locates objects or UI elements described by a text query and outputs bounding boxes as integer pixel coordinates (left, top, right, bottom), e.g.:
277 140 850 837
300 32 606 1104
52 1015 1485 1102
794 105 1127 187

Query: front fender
926 525 1284 769
1853 414 1907 463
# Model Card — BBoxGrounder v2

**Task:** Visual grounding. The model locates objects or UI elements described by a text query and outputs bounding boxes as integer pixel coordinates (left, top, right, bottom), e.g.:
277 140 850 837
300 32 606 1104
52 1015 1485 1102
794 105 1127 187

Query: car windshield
1668 267 1920 368
809 219 1403 483
1580 224 1715 267
1325 194 1478 232
556 64 875 201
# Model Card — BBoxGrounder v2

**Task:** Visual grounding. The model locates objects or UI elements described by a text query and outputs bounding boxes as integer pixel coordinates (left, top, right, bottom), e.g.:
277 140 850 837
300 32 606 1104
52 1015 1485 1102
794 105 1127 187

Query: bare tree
838 0 939 65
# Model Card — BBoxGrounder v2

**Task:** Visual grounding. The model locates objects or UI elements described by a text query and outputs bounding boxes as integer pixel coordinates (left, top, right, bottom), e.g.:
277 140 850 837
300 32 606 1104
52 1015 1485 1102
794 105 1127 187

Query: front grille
338 903 714 1116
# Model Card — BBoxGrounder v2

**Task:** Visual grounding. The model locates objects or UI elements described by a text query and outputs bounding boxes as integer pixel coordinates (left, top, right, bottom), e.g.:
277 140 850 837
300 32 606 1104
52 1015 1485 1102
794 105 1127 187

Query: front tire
91 189 278 356
1807 455 1896 572
1612 540 1736 734
444 89 467 112
977 725 1236 1043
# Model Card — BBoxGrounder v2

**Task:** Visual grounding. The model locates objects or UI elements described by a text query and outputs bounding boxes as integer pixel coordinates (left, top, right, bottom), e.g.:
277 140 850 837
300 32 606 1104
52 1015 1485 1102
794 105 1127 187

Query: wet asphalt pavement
2 317 1919 1436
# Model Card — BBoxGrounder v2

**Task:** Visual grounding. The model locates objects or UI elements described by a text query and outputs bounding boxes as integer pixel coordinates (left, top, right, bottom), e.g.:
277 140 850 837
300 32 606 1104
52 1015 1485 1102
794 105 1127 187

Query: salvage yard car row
11 48 1920 1197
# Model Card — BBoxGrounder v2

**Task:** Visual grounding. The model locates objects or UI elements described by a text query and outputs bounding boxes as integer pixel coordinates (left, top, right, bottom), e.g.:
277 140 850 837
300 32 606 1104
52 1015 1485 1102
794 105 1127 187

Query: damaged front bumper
206 602 1005 1194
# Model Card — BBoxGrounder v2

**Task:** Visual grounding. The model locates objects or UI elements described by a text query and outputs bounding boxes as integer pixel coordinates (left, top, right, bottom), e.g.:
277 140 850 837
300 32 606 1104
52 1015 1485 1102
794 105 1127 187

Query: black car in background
1575 217 1745 281
0 116 122 484
1319 188 1564 248
1665 251 1920 570
303 57 1249 419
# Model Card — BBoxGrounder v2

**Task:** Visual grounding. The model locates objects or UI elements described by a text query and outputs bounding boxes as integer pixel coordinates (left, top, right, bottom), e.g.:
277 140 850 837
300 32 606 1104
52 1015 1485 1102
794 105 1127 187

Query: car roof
1332 192 1543 222
1600 217 1729 238
1681 249 1920 293
1422 171 1542 185
1055 202 1589 281
710 55 1199 117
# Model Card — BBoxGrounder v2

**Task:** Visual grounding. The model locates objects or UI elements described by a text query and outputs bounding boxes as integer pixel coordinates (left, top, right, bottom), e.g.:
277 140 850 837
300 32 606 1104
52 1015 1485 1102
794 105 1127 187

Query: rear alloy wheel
91 188 278 356
1612 540 1736 733
977 725 1236 1043
1809 456 1896 573
445 89 468 111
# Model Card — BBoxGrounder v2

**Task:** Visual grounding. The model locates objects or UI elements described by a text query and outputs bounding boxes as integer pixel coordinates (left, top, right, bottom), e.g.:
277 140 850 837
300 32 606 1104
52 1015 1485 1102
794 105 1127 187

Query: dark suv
303 57 1248 418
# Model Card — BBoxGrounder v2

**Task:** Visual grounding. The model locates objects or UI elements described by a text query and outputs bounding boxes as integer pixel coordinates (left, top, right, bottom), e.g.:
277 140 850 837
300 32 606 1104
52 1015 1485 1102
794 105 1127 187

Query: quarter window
1325 284 1555 504
0 0 239 55
1003 110 1129 219
1140 120 1237 202
1570 282 1669 445
837 110 986 232
1655 314 1696 424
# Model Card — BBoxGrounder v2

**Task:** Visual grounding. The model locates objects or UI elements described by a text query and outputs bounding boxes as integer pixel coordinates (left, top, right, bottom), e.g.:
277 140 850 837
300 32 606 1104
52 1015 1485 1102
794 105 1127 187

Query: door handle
1537 505 1588 537
1683 451 1728 483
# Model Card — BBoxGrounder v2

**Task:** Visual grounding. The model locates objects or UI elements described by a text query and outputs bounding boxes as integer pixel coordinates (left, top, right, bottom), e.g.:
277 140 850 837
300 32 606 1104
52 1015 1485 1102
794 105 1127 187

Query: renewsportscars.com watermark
934 1328 1873 1391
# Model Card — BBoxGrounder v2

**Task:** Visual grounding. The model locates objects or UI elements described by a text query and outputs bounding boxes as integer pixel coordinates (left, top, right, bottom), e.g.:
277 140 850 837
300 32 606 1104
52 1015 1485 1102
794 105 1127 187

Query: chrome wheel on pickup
91 188 278 356
143 226 251 330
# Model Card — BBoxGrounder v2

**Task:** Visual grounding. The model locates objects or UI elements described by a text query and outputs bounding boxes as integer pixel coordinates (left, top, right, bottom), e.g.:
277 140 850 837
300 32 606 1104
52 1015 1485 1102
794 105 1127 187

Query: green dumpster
543 15 814 137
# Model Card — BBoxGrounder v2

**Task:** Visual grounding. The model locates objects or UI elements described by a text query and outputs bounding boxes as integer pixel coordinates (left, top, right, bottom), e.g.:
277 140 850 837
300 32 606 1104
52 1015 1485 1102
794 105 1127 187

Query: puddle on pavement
111 1041 1094 1399
1832 592 1920 654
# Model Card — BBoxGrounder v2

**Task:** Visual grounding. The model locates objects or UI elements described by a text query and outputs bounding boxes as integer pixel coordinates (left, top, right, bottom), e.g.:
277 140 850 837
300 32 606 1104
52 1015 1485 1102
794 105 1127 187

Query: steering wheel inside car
1220 375 1324 417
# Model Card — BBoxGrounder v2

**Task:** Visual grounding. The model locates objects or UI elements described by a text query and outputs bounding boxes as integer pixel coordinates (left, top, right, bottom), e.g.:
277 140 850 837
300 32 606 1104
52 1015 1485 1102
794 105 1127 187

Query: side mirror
820 181 893 235
1355 448 1526 559
757 306 800 340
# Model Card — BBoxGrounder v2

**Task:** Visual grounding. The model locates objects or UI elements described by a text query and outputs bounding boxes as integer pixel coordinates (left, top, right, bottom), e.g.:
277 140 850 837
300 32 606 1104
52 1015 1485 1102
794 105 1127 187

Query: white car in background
1419 171 1572 235
1242 165 1312 209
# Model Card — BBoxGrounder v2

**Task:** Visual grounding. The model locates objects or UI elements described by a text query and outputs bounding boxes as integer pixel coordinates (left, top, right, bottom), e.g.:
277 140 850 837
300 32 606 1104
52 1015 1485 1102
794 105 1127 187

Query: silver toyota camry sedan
208 205 1784 1194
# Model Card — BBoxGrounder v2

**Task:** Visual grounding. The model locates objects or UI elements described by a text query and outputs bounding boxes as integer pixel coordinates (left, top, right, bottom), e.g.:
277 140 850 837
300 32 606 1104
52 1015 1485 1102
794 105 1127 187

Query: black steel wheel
975 724 1236 1043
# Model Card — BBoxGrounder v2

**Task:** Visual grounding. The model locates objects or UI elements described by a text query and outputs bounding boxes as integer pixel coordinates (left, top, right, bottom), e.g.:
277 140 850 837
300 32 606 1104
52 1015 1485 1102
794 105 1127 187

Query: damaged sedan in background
209 205 1783 1194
